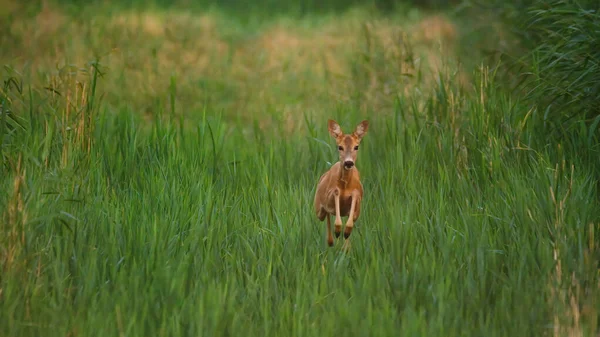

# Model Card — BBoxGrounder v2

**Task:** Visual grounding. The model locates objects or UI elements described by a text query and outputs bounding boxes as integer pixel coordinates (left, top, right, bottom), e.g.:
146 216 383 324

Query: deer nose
343 160 354 169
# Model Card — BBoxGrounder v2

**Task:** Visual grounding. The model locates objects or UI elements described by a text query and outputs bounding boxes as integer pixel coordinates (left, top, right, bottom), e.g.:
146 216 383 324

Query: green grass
1 1 599 336
463 0 600 167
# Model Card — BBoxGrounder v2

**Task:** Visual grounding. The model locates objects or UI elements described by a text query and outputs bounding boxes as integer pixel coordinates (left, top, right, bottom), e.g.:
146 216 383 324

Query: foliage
471 0 600 164
0 1 599 336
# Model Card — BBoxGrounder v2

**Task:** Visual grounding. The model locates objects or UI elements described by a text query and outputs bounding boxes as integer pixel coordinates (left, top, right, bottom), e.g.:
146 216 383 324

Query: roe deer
314 119 369 247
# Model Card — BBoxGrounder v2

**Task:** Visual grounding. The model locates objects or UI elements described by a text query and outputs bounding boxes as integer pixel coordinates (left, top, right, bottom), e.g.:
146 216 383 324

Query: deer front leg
334 188 342 237
326 215 333 247
343 190 361 239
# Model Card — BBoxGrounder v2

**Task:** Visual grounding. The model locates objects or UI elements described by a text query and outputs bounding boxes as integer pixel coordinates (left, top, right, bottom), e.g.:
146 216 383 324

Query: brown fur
314 119 369 247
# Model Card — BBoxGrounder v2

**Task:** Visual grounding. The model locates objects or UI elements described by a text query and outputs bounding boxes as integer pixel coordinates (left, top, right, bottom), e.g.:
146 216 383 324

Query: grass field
1 1 599 336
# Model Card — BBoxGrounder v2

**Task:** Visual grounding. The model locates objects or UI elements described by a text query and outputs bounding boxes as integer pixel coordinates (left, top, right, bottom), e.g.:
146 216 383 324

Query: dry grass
547 162 599 337
0 4 464 132
1 155 26 275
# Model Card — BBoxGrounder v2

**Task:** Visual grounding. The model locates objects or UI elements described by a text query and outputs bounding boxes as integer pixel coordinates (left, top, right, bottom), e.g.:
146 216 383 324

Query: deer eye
354 145 359 150
338 146 343 151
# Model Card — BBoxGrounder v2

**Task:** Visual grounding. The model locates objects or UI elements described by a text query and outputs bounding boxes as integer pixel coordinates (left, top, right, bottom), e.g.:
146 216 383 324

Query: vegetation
470 0 600 163
1 0 598 336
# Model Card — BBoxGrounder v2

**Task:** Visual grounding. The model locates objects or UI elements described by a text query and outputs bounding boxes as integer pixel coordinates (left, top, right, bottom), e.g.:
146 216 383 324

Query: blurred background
0 0 471 131
2 0 596 143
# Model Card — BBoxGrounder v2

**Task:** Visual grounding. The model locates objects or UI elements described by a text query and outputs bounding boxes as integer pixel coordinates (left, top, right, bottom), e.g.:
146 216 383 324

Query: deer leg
343 190 360 239
334 188 342 237
326 215 334 247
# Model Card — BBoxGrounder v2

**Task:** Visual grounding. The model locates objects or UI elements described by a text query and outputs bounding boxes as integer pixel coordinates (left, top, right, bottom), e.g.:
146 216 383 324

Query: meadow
1 0 599 336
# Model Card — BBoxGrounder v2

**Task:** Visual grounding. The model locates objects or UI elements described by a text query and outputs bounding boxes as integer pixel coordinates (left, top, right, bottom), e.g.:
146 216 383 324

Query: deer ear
353 120 369 139
328 119 343 138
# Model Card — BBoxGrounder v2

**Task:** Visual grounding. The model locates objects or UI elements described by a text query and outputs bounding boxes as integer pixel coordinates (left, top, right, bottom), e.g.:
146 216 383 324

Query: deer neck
338 163 354 187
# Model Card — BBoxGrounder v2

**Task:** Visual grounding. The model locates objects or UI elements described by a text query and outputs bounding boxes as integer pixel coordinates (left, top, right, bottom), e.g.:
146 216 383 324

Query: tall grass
468 0 600 166
1 1 599 336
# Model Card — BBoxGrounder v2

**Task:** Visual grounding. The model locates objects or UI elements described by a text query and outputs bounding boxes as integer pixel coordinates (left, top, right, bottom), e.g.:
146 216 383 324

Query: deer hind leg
333 188 342 237
316 206 326 221
353 194 361 221
326 215 334 247
343 190 361 239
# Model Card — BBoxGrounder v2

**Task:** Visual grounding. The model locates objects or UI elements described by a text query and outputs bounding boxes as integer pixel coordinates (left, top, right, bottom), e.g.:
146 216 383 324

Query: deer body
314 119 369 247
315 162 362 218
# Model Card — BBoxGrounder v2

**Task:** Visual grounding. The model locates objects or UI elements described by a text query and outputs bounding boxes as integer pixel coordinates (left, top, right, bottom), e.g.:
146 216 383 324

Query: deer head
328 119 369 170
